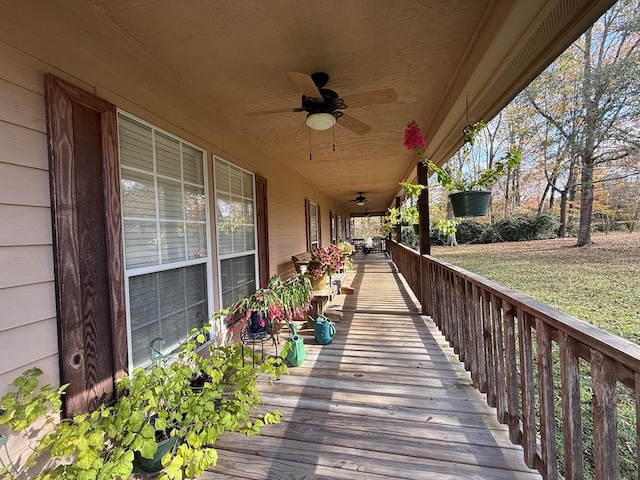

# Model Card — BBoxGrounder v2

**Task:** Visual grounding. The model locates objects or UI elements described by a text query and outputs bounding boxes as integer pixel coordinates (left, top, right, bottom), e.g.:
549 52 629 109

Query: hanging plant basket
449 190 491 217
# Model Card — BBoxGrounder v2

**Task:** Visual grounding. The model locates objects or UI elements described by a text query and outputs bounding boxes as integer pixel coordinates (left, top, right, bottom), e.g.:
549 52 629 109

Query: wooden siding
202 256 540 479
0 16 348 408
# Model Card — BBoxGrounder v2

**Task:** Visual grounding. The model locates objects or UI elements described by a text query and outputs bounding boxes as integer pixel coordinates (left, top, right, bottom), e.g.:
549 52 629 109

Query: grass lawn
432 231 640 344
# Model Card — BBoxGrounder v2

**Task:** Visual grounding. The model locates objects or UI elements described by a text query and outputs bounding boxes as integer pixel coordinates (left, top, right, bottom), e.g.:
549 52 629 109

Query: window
305 199 320 251
214 157 258 308
118 113 212 370
309 202 319 249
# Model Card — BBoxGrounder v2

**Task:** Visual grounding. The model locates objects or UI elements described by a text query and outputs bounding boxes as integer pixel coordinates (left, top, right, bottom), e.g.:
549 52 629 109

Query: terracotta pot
310 275 328 291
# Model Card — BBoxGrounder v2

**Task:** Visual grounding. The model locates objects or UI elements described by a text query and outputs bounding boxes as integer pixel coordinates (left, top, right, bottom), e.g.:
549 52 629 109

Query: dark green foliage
454 220 486 244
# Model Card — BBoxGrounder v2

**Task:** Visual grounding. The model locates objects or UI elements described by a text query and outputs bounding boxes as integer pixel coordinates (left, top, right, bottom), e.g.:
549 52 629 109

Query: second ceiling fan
246 72 397 136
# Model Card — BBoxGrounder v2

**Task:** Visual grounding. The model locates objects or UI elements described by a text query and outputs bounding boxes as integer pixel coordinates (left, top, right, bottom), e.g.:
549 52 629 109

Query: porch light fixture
306 112 336 131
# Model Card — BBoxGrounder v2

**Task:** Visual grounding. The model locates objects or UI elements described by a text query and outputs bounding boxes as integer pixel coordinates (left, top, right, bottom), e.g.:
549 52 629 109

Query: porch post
394 196 402 243
418 162 430 315
418 162 430 256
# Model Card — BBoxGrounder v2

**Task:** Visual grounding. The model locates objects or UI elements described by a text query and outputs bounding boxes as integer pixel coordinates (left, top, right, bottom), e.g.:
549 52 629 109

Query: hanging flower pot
449 190 492 217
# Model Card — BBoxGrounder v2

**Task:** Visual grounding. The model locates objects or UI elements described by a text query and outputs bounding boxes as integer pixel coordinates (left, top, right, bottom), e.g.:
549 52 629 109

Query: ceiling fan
246 72 397 136
347 192 371 206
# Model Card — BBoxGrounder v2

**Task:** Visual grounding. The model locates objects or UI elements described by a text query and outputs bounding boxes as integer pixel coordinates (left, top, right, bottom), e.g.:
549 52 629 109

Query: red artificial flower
403 121 426 151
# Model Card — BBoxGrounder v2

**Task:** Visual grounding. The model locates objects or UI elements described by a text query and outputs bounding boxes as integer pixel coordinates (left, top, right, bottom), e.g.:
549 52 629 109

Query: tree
526 0 640 245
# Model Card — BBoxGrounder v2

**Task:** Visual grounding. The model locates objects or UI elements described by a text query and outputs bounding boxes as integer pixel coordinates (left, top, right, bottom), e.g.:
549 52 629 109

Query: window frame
213 155 259 309
117 110 215 372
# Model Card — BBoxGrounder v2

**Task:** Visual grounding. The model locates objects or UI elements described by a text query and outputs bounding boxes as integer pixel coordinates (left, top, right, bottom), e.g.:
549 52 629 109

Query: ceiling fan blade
244 107 303 116
342 88 397 108
288 72 323 100
337 113 372 135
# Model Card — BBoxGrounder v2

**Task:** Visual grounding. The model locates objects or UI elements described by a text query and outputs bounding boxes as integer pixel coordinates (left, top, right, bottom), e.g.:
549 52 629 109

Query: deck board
203 255 541 479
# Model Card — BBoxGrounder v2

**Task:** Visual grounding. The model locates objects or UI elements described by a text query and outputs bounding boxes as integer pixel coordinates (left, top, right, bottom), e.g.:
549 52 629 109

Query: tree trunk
577 26 595 247
558 189 568 237
577 158 595 245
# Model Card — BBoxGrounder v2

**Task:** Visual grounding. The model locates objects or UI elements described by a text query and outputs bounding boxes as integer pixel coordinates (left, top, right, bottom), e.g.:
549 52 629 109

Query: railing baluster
492 295 507 424
559 332 584 479
536 317 557 478
483 289 496 407
473 283 487 392
454 275 465 358
504 301 522 445
519 309 536 468
591 350 619 479
466 280 479 386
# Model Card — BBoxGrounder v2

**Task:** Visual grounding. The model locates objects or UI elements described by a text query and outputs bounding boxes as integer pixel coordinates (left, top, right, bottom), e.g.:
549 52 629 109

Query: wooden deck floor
203 255 541 479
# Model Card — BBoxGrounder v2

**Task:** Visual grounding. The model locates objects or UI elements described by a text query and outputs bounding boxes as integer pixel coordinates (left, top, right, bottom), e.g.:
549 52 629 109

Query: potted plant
305 244 346 291
0 324 287 479
228 273 313 337
403 120 521 217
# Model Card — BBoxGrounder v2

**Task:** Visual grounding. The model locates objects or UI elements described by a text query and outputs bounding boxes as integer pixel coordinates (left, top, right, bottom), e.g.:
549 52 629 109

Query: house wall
0 3 347 403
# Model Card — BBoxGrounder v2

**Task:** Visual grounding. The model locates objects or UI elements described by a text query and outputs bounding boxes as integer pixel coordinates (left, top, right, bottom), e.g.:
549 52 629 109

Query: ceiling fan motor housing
301 89 345 118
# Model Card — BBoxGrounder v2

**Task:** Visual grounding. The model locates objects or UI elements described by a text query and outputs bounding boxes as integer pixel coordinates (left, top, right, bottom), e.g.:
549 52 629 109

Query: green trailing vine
0 324 286 480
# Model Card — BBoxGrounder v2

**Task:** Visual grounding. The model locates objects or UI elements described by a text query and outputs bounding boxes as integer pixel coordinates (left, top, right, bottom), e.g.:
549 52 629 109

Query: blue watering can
284 323 305 367
308 314 336 345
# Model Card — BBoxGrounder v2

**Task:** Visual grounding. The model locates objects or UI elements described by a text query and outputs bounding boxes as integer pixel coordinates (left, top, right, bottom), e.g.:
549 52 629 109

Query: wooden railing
388 240 640 479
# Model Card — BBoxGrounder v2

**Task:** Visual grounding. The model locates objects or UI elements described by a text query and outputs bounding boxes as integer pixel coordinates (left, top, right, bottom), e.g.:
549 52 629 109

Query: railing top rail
389 240 640 374
426 252 640 373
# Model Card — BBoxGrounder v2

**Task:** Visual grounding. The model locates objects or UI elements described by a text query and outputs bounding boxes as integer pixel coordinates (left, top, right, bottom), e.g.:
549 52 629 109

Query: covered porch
204 253 541 479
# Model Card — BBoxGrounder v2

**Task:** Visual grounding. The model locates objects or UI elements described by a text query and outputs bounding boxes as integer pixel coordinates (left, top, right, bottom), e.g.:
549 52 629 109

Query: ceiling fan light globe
306 112 336 131
356 200 365 206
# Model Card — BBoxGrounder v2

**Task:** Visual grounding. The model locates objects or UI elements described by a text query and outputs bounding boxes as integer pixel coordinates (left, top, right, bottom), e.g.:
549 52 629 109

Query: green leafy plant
228 273 312 333
0 325 286 479
403 120 522 192
305 244 347 278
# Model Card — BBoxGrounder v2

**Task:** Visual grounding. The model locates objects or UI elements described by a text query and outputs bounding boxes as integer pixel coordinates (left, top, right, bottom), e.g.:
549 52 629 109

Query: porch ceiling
88 0 614 215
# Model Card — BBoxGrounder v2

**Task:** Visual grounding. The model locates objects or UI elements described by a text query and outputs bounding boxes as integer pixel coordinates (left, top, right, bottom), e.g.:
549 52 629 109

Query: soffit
84 0 615 214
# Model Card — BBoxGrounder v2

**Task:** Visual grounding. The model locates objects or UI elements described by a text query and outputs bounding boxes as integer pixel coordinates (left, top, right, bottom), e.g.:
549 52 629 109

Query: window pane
131 322 159 371
229 165 243 196
124 220 158 268
245 225 255 250
159 221 185 263
242 171 253 199
215 160 229 192
121 169 156 218
156 133 181 179
186 223 207 260
159 269 184 316
129 264 207 369
129 274 158 330
185 266 206 306
185 184 205 222
220 255 255 308
183 145 204 185
119 114 153 171
158 178 183 220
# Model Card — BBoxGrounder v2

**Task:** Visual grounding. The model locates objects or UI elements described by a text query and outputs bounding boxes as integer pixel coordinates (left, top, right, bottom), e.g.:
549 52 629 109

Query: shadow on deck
203 255 541 479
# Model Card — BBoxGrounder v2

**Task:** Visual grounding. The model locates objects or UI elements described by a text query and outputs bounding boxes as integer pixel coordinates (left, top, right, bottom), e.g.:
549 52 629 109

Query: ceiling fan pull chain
309 127 312 161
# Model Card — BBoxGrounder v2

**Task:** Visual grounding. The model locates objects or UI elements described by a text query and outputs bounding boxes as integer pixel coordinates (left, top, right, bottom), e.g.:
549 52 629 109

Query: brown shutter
304 198 311 251
44 74 127 416
255 174 270 288
317 204 322 247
